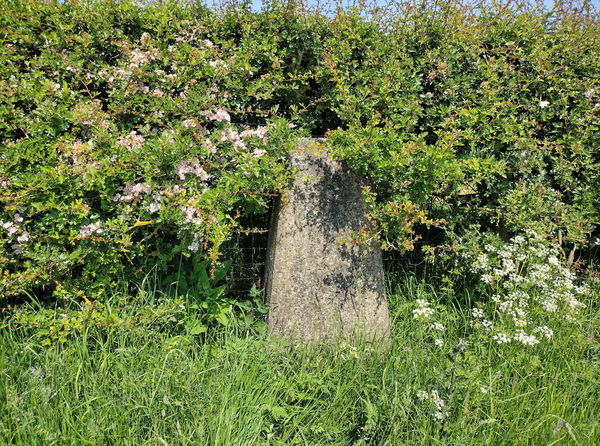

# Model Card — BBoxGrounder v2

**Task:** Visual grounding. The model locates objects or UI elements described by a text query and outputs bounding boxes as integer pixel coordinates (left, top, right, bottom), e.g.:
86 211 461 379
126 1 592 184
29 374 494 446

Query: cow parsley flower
492 333 511 344
514 330 539 346
472 308 484 318
416 390 429 401
534 326 553 339
413 299 434 319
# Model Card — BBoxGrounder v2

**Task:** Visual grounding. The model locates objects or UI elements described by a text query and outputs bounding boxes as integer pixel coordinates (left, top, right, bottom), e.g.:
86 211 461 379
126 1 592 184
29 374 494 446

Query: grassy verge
1 274 598 445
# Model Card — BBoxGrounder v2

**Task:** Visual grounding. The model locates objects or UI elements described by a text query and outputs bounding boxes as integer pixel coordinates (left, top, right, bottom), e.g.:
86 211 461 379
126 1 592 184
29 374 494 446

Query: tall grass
1 274 597 445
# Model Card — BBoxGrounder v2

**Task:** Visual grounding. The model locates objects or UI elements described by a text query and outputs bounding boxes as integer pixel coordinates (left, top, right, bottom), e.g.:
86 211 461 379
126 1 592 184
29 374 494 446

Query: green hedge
1 0 598 302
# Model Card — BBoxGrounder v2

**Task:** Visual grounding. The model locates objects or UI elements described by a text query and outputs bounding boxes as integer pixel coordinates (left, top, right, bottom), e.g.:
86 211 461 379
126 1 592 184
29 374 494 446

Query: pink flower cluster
203 138 217 153
219 127 240 142
180 205 202 225
114 183 152 203
217 125 271 153
79 222 103 238
128 49 157 69
2 220 19 236
240 126 268 140
2 214 26 239
117 131 145 149
201 109 231 122
175 159 209 181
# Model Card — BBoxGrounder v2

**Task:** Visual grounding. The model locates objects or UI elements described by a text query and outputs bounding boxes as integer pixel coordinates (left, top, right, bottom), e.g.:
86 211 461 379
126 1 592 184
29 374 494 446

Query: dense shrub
1 0 598 302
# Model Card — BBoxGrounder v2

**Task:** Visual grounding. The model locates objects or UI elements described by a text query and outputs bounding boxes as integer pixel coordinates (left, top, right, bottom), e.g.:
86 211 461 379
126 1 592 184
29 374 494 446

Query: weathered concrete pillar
264 138 390 343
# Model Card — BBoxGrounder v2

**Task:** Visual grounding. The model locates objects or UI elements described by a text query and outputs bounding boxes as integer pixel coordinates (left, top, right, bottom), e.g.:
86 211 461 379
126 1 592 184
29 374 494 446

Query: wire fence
222 210 272 297
220 206 417 298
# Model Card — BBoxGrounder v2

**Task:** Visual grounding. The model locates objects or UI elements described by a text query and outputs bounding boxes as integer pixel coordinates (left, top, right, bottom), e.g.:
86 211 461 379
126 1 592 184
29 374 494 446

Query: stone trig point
264 138 390 343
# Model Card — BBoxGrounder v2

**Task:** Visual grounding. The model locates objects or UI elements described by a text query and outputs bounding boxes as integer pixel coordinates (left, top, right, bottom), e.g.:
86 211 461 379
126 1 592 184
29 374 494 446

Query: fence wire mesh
222 210 271 297
220 205 420 298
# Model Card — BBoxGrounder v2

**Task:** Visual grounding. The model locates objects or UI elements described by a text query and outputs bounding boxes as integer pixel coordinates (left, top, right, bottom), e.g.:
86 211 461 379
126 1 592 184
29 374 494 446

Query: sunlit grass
1 274 598 445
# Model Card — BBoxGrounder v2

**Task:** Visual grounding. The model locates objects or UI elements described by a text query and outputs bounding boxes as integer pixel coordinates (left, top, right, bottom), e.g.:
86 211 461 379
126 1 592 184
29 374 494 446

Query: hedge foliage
1 0 598 302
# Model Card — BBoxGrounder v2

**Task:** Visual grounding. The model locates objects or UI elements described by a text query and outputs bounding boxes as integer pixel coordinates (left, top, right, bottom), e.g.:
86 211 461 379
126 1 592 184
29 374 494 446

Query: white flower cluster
413 299 434 319
469 231 589 347
179 205 202 225
416 389 449 421
492 333 510 344
188 233 202 252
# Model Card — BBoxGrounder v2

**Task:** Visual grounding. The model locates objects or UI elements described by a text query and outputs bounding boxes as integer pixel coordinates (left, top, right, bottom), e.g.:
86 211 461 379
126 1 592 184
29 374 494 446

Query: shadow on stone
264 138 390 345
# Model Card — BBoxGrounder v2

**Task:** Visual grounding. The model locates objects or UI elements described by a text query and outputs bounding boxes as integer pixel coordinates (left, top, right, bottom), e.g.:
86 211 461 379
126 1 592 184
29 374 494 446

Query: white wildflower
433 411 449 421
413 299 434 319
492 333 511 344
481 274 493 284
457 338 469 351
514 330 539 346
140 32 151 45
416 390 429 401
471 308 484 318
534 326 553 339
481 319 493 331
